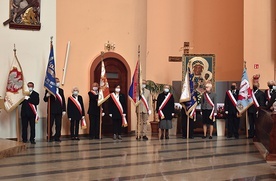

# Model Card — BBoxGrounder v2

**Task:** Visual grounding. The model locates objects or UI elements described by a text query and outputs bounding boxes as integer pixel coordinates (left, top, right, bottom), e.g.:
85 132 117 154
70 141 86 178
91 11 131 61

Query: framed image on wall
7 0 41 30
182 54 216 103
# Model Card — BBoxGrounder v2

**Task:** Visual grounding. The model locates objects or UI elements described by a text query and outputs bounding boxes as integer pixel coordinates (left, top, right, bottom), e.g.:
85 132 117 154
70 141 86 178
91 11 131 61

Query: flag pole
99 51 104 140
13 45 20 142
47 37 53 142
137 45 141 140
243 60 249 138
186 114 189 139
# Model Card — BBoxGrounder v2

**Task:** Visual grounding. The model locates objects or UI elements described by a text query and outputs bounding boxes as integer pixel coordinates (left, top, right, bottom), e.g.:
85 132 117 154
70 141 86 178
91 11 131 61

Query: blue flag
236 68 253 113
180 68 197 117
44 43 56 96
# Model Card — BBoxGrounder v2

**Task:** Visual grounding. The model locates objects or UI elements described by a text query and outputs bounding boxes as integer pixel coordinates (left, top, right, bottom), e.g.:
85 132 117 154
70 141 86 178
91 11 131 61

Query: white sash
266 89 271 101
158 93 172 119
204 92 215 120
69 96 82 115
226 90 237 107
111 93 128 127
56 90 63 106
141 94 149 112
252 90 260 108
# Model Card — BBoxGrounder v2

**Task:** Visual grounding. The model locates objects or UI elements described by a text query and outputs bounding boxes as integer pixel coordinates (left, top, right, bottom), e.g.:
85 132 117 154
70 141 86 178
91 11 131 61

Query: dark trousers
89 114 100 138
113 118 122 135
21 116 35 142
49 113 62 139
70 119 80 137
248 112 257 137
227 113 240 137
182 116 194 138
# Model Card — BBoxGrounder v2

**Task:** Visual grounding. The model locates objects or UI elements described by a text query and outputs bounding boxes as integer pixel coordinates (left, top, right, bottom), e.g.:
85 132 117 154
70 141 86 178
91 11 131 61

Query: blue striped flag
44 43 56 96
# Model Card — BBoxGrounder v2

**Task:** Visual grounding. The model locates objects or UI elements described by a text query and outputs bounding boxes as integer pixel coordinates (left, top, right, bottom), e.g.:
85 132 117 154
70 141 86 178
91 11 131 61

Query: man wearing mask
21 82 39 144
109 85 127 140
156 85 175 139
67 87 85 140
201 82 217 139
88 82 103 139
43 78 66 142
248 82 265 138
265 80 275 105
136 80 152 141
224 82 240 139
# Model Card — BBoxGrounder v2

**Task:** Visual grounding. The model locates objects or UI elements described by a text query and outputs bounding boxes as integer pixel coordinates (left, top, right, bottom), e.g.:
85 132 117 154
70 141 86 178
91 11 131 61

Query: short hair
72 87 79 93
27 82 34 86
205 82 212 88
114 84 120 88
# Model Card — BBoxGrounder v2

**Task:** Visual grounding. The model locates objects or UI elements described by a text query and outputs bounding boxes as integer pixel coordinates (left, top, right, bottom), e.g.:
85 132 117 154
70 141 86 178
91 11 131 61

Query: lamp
104 41 115 51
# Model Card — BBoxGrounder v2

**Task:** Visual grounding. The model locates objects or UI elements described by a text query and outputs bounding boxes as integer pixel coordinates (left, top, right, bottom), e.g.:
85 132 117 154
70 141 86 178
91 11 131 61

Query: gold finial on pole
244 61 247 69
13 44 16 55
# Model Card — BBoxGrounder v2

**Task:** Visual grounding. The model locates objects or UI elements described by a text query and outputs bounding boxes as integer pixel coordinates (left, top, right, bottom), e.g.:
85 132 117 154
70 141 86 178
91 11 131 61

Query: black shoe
30 141 36 144
235 136 239 139
142 136 148 141
71 137 75 140
55 139 62 142
95 136 100 139
209 136 212 139
75 137 80 140
165 135 169 139
227 135 233 138
136 136 141 140
160 134 164 140
22 140 27 143
202 136 207 139
182 136 187 139
189 136 194 139
117 135 122 140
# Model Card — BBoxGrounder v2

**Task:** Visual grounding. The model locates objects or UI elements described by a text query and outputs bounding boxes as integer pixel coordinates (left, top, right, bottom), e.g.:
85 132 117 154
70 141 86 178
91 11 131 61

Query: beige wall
244 0 276 89
56 0 147 134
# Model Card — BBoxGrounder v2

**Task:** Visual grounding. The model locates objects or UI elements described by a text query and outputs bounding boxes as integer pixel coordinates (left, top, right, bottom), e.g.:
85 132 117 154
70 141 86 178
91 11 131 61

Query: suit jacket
87 91 100 115
265 89 275 103
201 92 217 112
248 89 265 113
156 92 175 120
108 93 126 119
43 88 66 114
21 90 39 117
267 91 276 109
224 89 239 114
67 95 85 120
138 88 152 113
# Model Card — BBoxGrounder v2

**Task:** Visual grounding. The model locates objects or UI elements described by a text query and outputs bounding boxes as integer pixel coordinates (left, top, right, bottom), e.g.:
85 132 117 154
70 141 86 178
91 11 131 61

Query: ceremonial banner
44 43 56 96
180 68 197 118
128 59 142 106
4 51 25 112
98 61 110 106
236 68 253 113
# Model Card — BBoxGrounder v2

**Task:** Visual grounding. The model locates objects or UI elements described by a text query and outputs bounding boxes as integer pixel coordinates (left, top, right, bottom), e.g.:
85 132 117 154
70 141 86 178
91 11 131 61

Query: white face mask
164 88 169 93
115 88 120 93
73 91 78 96
56 82 60 87
92 87 98 91
28 87 33 92
273 86 276 90
142 84 146 88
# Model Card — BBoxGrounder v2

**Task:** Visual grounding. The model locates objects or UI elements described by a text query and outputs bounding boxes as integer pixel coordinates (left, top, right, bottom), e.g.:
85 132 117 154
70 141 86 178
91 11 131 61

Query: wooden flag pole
16 107 20 142
47 97 51 141
137 45 141 140
136 106 140 140
246 110 249 138
99 105 103 139
186 114 189 139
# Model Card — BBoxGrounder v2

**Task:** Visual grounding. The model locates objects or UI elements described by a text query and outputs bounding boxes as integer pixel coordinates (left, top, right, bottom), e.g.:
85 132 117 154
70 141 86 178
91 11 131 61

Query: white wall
0 0 56 139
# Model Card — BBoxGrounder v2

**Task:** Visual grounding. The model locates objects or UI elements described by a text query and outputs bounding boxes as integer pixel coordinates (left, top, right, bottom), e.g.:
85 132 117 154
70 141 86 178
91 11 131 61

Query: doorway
90 52 131 135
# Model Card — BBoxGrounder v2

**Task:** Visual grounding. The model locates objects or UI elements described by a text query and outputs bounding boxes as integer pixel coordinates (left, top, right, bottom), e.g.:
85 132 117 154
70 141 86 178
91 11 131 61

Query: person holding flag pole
43 37 66 142
179 66 197 139
97 52 110 139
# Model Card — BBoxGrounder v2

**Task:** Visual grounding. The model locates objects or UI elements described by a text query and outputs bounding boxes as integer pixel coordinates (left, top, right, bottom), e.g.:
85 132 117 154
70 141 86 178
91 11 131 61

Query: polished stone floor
0 135 275 181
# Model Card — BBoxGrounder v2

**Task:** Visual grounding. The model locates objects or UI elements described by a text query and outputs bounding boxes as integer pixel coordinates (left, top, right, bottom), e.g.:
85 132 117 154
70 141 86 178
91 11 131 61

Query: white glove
172 113 175 116
214 113 217 116
25 96 30 100
123 114 126 117
82 116 85 119
62 111 66 116
225 111 228 114
148 110 152 115
46 93 50 97
69 118 71 121
109 114 112 117
102 112 105 116
200 112 202 115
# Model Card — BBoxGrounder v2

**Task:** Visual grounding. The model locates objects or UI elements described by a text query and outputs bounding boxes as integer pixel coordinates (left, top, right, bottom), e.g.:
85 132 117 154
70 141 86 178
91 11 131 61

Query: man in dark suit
264 80 275 105
87 82 102 139
224 82 240 139
67 87 85 140
109 85 127 140
21 82 39 144
248 82 265 138
43 78 66 142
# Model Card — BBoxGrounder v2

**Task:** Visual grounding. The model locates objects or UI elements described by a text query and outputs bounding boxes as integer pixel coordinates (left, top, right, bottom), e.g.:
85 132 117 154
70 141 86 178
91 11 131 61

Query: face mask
56 82 60 87
269 85 273 89
73 91 78 96
253 86 258 91
92 87 98 91
164 88 169 93
115 88 120 92
142 84 146 88
230 85 236 90
273 86 276 90
28 87 33 92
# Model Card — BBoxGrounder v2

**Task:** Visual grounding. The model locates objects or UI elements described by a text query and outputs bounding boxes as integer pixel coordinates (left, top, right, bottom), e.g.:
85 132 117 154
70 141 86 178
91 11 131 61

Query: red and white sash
56 90 63 106
90 90 98 95
140 94 149 112
158 93 172 119
204 92 215 120
69 96 82 115
226 90 237 107
110 93 128 127
28 103 39 123
252 90 260 108
266 89 271 101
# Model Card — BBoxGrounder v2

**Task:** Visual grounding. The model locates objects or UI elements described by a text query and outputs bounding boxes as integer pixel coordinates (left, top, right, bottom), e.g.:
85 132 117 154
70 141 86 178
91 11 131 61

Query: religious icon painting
5 0 41 30
182 54 215 103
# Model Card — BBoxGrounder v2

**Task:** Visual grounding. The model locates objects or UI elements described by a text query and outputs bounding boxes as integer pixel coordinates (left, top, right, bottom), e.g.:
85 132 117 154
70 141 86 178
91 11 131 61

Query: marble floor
0 135 275 181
